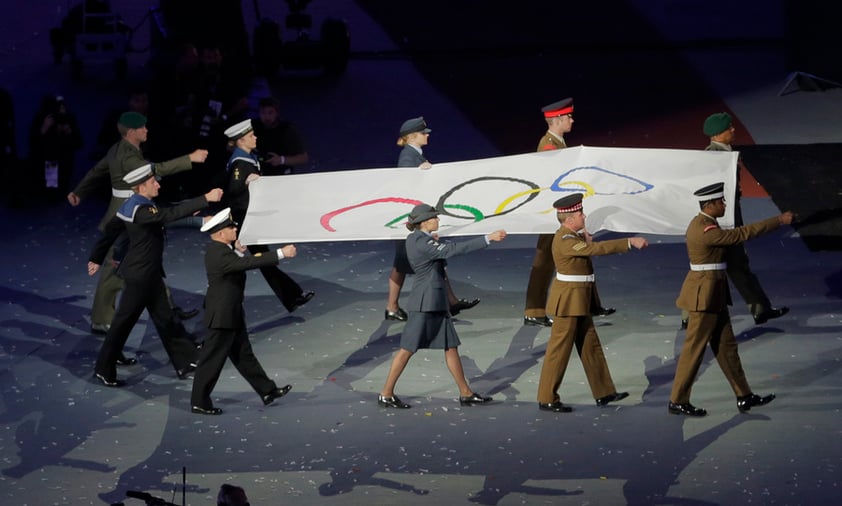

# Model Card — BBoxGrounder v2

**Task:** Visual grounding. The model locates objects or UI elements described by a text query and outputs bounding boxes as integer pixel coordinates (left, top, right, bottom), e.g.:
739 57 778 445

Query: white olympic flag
238 146 737 245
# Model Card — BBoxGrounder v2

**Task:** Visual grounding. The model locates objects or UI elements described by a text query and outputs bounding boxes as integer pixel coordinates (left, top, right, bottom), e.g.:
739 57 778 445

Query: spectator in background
0 86 21 207
182 43 251 194
254 96 309 175
28 95 83 201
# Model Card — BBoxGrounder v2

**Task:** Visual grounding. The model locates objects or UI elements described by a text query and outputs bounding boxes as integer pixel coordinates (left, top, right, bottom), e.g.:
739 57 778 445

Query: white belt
112 188 133 198
556 273 595 282
689 262 727 271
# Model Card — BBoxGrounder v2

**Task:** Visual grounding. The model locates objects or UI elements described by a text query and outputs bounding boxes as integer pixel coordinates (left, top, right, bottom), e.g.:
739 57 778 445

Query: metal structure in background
252 0 350 76
49 0 130 79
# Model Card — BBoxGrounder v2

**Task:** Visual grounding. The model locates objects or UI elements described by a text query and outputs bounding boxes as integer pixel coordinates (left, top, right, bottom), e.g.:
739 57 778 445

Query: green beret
703 112 732 137
119 111 147 129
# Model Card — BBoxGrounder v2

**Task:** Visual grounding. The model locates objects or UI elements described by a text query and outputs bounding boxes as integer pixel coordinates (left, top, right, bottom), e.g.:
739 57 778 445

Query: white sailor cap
123 164 155 186
223 119 254 140
694 182 725 201
201 207 238 233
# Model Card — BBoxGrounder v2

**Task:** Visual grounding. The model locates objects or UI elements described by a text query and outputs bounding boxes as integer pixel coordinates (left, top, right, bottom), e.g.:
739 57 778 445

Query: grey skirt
400 311 461 352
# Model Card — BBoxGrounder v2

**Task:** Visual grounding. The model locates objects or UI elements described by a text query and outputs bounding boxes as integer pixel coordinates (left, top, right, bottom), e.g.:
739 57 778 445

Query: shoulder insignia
572 242 587 251
233 168 240 180
254 252 263 257
703 224 719 232
148 206 158 215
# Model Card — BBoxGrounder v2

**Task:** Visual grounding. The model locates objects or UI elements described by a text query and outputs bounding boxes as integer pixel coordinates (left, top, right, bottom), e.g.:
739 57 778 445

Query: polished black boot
737 393 775 412
753 307 789 325
668 401 707 417
378 394 411 409
596 391 629 407
523 316 552 327
459 392 492 406
538 401 573 413
262 384 293 406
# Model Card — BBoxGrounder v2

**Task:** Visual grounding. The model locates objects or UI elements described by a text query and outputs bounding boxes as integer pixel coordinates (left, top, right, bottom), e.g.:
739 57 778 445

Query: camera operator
28 95 83 202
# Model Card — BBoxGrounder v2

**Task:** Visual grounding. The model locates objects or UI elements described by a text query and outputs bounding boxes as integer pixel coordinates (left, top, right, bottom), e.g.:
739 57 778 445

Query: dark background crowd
0 0 348 210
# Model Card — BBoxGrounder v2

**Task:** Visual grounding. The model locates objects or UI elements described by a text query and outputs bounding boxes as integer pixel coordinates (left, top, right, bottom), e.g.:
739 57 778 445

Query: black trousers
190 326 276 408
247 244 303 311
94 277 198 379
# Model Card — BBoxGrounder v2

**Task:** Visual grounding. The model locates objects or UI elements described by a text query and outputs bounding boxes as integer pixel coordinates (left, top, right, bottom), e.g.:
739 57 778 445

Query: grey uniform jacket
404 230 488 312
397 145 426 167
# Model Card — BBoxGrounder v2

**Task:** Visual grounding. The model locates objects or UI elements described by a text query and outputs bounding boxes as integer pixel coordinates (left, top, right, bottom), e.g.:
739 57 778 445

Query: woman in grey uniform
378 203 506 409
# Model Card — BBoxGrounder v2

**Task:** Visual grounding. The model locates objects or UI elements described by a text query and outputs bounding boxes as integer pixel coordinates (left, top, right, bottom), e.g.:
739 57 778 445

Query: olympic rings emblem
319 167 653 232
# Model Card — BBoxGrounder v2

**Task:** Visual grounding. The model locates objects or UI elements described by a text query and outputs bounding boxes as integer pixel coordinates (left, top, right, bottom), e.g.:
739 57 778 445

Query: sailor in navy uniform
224 119 314 313
89 164 223 386
190 208 294 415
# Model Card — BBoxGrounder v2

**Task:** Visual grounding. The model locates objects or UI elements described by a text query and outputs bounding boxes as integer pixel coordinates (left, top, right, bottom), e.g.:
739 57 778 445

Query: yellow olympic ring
556 181 596 197
496 181 598 215
494 187 547 215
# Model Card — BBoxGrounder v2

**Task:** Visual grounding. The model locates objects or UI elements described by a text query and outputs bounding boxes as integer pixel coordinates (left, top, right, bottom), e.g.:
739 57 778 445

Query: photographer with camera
27 94 83 202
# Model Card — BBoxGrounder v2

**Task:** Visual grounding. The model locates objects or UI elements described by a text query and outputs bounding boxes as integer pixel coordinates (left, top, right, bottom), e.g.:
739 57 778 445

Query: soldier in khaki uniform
525 98 615 327
669 182 793 417
68 112 208 334
536 194 648 413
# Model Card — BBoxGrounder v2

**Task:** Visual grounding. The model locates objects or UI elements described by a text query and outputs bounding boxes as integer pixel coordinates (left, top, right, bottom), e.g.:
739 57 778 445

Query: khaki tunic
73 139 193 230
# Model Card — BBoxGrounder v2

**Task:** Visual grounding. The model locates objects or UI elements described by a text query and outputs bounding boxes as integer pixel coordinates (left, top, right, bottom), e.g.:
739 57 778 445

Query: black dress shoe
176 364 197 380
90 323 110 335
94 373 124 387
680 319 688 330
289 291 315 312
753 307 789 325
116 353 137 366
262 384 293 405
593 306 616 317
378 394 411 409
523 316 552 327
459 392 492 405
538 401 573 413
737 393 775 412
596 391 629 407
191 405 223 415
385 308 408 321
450 298 480 316
668 401 707 417
173 306 200 320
